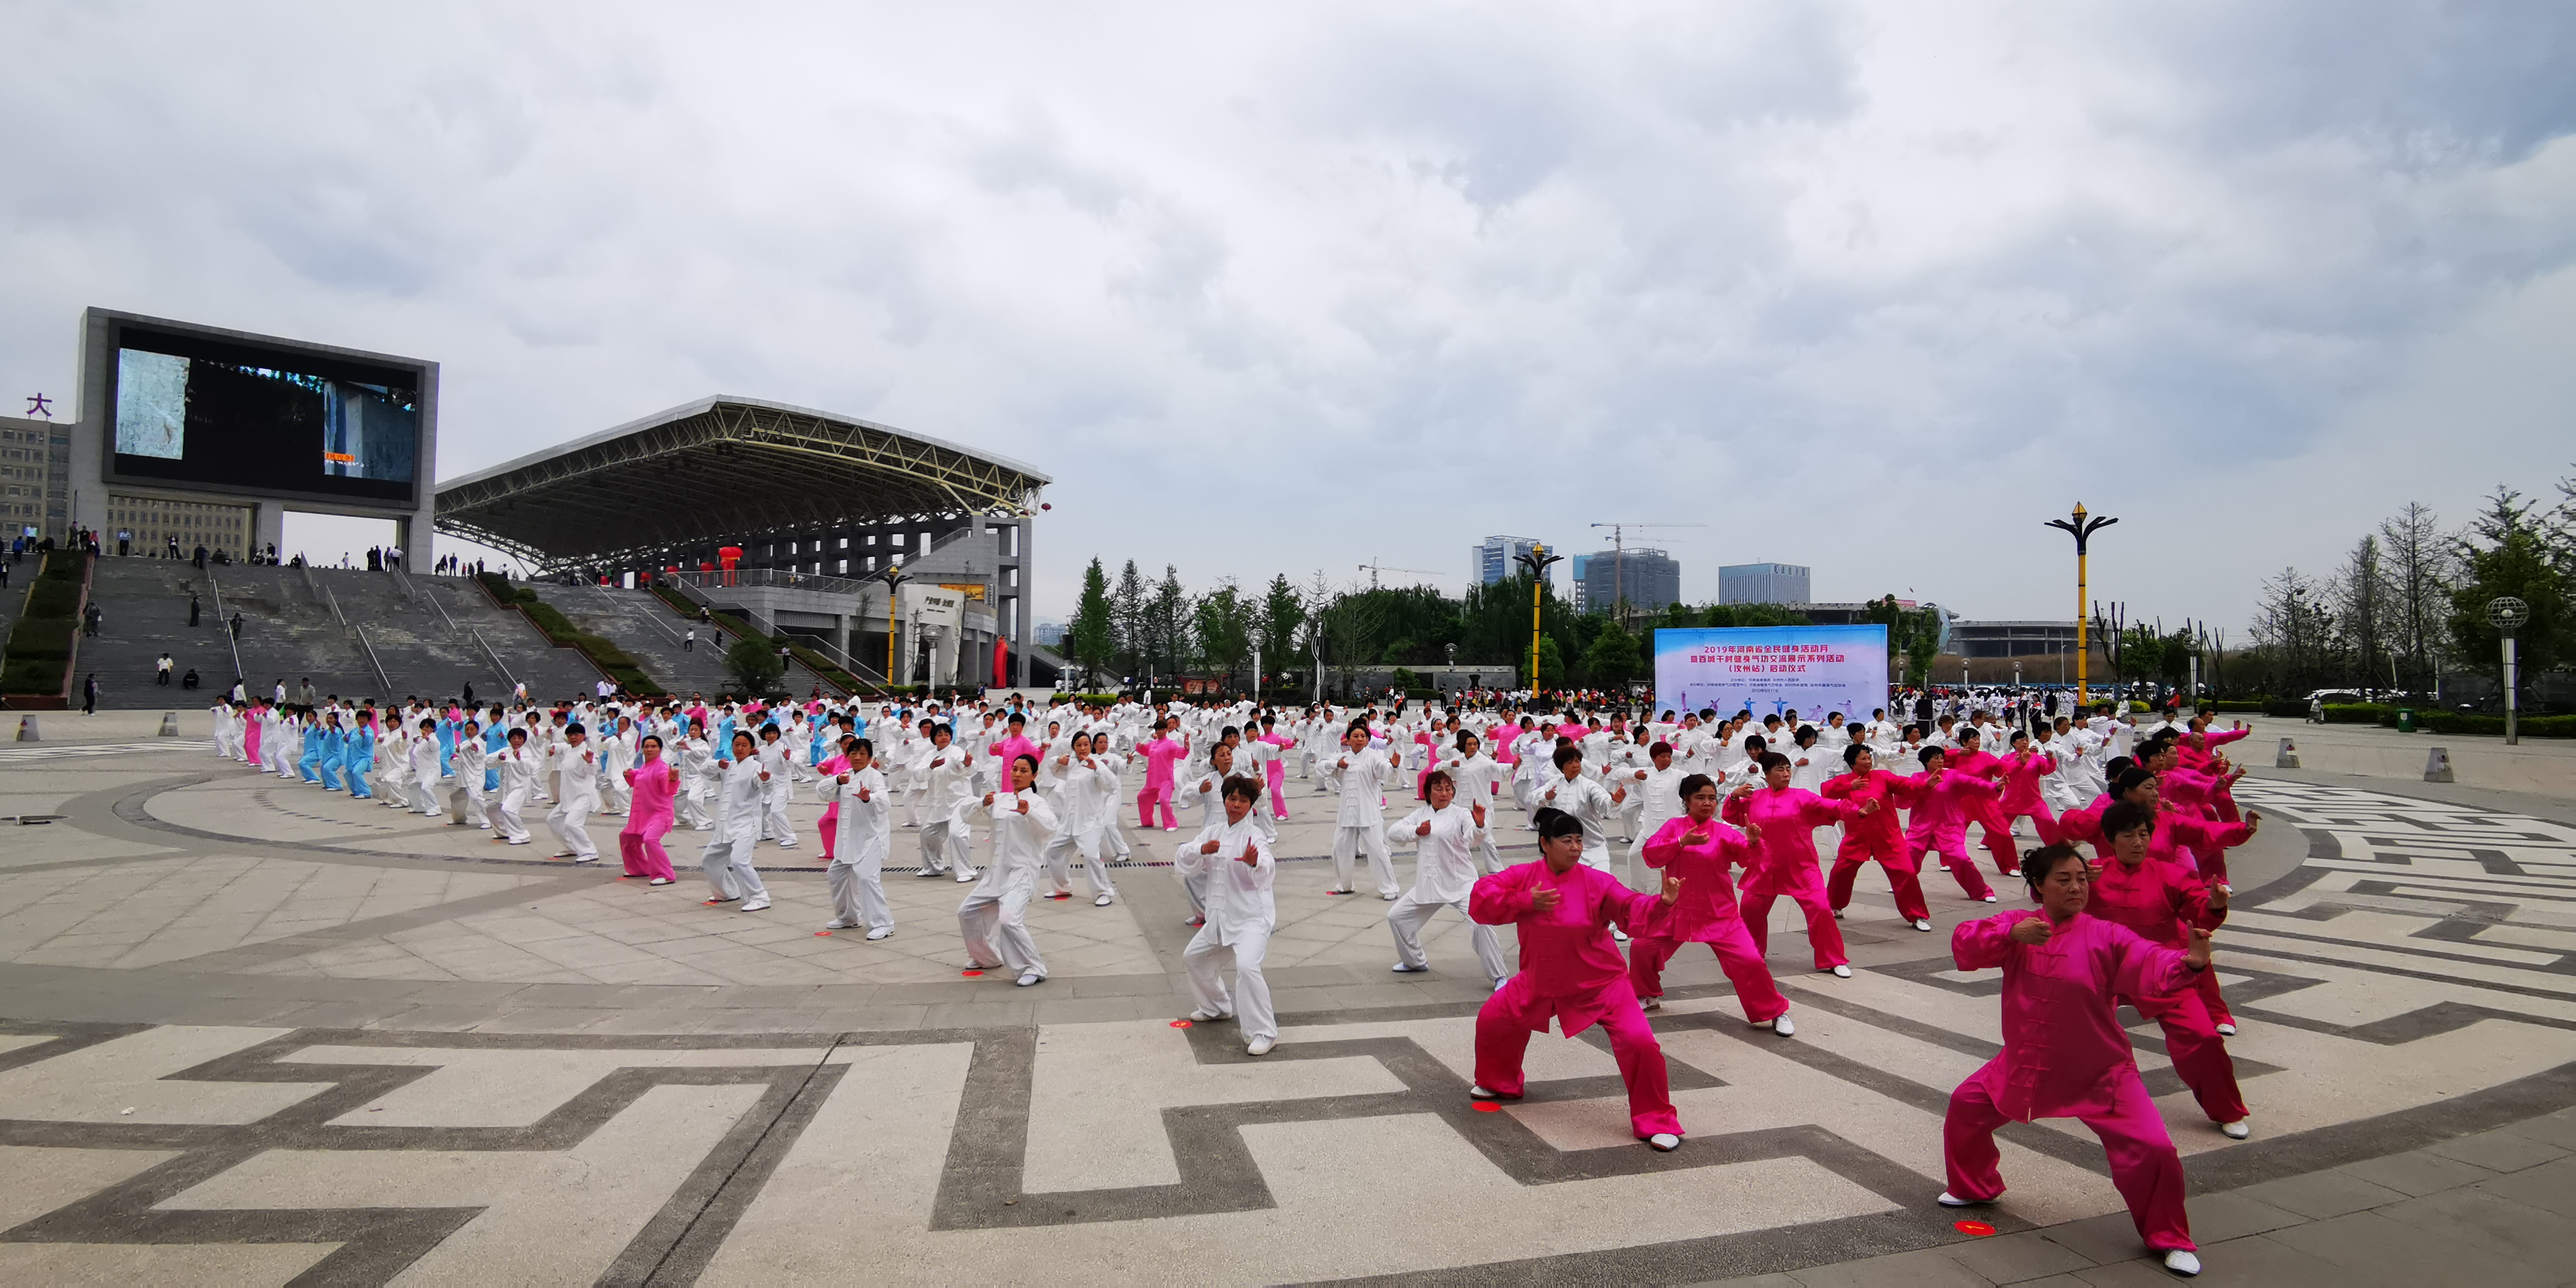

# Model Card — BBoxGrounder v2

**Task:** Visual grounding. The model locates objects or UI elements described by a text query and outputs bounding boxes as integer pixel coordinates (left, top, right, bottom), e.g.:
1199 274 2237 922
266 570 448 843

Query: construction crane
1588 521 1707 617
1358 559 1441 590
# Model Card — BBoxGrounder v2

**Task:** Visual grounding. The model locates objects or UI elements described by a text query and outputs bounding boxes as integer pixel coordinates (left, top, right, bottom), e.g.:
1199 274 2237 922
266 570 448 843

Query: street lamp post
2489 596 2530 745
1513 545 1564 698
2043 503 2118 708
877 565 910 689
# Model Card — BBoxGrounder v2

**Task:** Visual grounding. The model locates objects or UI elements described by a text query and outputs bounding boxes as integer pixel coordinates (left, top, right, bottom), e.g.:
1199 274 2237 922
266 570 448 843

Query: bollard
13 716 36 743
158 712 179 737
2275 737 2300 769
2424 746 2454 784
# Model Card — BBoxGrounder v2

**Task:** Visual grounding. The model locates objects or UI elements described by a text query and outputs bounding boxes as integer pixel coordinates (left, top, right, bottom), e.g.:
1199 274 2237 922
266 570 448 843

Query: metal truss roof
433 397 1049 571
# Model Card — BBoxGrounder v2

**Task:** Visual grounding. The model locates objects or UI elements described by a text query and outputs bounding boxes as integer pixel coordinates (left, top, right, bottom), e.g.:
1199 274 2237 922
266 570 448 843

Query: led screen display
108 324 421 503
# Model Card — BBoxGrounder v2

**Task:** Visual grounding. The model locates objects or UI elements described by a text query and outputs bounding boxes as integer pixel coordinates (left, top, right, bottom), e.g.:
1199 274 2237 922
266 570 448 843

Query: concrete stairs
413 574 608 702
79 558 375 707
548 581 736 699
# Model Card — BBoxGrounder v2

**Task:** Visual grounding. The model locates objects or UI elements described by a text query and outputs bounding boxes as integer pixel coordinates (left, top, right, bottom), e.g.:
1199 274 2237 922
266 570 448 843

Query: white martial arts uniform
1385 802 1508 982
1039 755 1128 901
487 744 537 842
956 789 1057 980
546 740 602 859
1324 746 1400 897
1177 812 1279 1043
826 765 894 934
699 758 772 905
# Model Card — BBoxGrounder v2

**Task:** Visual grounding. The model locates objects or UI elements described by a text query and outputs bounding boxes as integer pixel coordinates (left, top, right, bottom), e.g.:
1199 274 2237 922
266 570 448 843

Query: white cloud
2 1 2569 629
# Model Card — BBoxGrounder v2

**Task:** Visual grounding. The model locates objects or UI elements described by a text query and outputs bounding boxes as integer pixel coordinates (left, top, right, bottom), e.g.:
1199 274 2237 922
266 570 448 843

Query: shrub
727 637 785 696
23 579 79 617
1 655 67 695
2411 711 2576 738
2209 699 2268 712
2321 703 2393 724
2263 700 2310 719
39 551 85 581
6 616 73 660
521 601 578 643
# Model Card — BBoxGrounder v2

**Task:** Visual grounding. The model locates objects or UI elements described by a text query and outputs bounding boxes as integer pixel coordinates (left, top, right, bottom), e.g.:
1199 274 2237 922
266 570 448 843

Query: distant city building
1569 555 1589 612
1471 535 1554 586
1580 547 1681 614
1945 619 2076 659
1718 562 1810 605
1795 600 1953 652
1033 618 1066 647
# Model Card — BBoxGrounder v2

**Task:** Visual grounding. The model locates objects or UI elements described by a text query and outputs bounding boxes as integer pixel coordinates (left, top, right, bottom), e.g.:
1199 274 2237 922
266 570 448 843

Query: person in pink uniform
1942 730 2024 878
1630 773 1794 1033
618 734 680 885
1903 747 2001 903
1994 731 2062 846
243 700 264 768
813 742 853 861
1256 716 1295 820
1137 717 1188 831
2089 801 2250 1137
1470 807 1688 1150
1940 843 2215 1277
988 711 1042 796
1821 742 1932 931
1722 753 1877 976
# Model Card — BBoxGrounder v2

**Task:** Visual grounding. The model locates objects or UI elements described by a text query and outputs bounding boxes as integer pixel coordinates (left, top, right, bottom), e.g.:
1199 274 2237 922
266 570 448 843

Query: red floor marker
1472 1102 1502 1112
815 931 832 936
1953 1220 1996 1237
1169 1020 1193 1028
960 969 984 977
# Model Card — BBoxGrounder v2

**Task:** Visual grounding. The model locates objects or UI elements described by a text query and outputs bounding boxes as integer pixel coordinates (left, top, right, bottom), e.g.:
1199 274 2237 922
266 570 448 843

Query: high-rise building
1718 562 1810 605
1580 547 1681 613
1471 535 1554 587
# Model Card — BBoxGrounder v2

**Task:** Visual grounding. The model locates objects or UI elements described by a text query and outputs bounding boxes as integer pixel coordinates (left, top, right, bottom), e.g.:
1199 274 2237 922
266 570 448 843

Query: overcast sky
4 3 2571 631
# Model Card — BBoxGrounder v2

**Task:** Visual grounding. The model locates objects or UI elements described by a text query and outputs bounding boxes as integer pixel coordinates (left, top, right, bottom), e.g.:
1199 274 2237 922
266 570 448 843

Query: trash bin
2396 708 2416 732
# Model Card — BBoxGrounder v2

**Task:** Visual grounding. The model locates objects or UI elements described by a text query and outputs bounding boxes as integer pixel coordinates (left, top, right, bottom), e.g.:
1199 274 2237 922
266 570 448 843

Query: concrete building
1470 535 1553 587
1719 562 1810 605
0 414 70 544
1579 547 1681 614
1946 619 2080 659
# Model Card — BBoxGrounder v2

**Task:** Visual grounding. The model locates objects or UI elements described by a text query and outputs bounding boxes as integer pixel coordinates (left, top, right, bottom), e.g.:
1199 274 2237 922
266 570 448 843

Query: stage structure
435 396 1049 687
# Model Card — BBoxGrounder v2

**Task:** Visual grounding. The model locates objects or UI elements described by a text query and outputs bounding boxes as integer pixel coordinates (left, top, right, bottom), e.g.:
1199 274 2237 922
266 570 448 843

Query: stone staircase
548 581 737 699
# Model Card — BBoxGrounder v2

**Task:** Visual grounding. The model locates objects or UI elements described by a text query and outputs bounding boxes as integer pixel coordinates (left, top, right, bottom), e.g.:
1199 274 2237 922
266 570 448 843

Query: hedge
2209 699 2269 712
505 584 667 697
2262 700 2311 718
2403 711 2576 737
23 578 79 618
2321 703 2394 724
5 616 73 661
39 552 84 582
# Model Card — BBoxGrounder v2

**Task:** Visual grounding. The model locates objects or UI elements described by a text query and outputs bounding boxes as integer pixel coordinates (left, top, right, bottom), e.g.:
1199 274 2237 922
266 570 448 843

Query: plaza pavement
0 712 2570 1284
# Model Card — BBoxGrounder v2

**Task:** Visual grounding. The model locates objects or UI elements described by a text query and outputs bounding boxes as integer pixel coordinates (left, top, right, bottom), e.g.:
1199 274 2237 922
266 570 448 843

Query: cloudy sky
4 2 2571 631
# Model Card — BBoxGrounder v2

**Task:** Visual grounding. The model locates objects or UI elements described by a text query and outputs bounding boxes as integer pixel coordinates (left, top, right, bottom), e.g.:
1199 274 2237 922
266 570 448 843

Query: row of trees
2246 477 2574 705
1062 557 1956 697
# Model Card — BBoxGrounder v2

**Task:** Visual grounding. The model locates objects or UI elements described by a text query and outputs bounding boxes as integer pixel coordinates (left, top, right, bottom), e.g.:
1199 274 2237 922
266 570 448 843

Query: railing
471 627 517 690
421 584 461 633
354 623 392 693
586 581 688 645
385 563 417 601
206 566 247 689
297 560 321 603
659 576 884 698
323 584 348 629
664 567 881 599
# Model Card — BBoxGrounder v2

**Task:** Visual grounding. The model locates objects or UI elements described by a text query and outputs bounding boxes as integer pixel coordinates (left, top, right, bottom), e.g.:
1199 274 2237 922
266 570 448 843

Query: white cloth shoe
1015 971 1044 987
2163 1250 2202 1276
865 927 893 940
1830 965 1853 978
825 919 856 930
1937 1191 1990 1208
2220 1119 2251 1139
1646 1133 1681 1152
1771 1016 1796 1036
1246 1036 1275 1056
1095 894 1113 906
739 897 770 912
1912 918 1933 931
1392 963 1427 973
2214 1022 2237 1036
1981 894 1998 903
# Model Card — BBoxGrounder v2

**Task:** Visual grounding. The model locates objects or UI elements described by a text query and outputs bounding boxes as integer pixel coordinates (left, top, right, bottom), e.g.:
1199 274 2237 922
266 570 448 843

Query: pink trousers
1628 924 1789 1024
1944 1060 2194 1253
1740 880 1849 970
1829 832 1930 922
1137 784 1175 830
618 830 676 881
1910 831 1997 900
1474 974 1681 1139
2127 988 2248 1123
818 804 839 860
1266 761 1288 818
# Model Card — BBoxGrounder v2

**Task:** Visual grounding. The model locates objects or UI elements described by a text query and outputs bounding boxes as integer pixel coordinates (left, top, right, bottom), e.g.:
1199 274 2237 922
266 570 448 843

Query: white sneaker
1639 997 1661 1011
1245 1035 1275 1056
1982 894 1998 903
1094 894 1113 907
1491 978 1509 993
955 871 978 882
1830 965 1853 978
1772 1016 1796 1036
1469 1085 1506 1100
1188 1007 1230 1021
1015 971 1044 987
914 869 943 878
2214 1022 2238 1036
1913 918 1934 931
647 877 671 886
739 897 770 912
2163 1249 2202 1276
1937 1191 1990 1208
865 927 893 940
825 919 856 930
2220 1119 2251 1140
1612 927 1630 943
1646 1133 1681 1152
573 855 598 864
1391 963 1426 973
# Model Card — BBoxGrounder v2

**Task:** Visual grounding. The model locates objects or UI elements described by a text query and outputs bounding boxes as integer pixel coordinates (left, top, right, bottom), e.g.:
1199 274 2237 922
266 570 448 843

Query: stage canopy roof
433 396 1049 570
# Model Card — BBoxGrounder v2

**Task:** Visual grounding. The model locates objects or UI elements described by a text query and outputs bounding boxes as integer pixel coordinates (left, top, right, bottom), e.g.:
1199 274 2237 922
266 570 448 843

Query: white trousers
1332 824 1399 897
548 799 598 858
700 834 768 900
827 855 893 931
1387 891 1508 981
760 789 795 846
958 883 1044 977
920 817 972 875
451 779 487 827
678 784 712 830
1040 831 1120 898
487 789 530 842
1183 924 1275 1041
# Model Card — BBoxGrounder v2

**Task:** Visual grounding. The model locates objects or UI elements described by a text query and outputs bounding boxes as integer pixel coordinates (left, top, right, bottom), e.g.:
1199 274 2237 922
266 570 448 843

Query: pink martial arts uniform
1259 731 1295 818
1995 750 2062 846
1944 909 2200 1254
1902 771 2000 902
1822 769 1929 922
1470 860 1682 1139
1628 816 1790 1024
1138 736 1186 830
618 759 679 882
2088 855 2247 1123
813 753 850 858
1722 786 1865 970
244 705 264 765
1943 747 2024 877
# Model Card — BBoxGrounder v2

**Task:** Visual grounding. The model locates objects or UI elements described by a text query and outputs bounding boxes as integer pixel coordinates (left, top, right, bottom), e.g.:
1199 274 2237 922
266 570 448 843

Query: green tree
1581 621 1642 691
1192 581 1254 689
1148 566 1190 680
2449 487 2567 703
1868 595 1942 686
1111 560 1147 680
1067 557 1116 689
1535 636 1566 690
726 636 784 697
1256 574 1305 684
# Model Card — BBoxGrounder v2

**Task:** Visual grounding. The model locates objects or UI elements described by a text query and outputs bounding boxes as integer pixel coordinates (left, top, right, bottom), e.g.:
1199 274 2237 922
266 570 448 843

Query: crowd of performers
204 690 2261 1275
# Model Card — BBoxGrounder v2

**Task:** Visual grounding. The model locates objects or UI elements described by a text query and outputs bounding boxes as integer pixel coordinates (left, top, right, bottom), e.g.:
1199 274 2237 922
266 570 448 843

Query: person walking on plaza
1470 807 1687 1150
1630 773 1794 1032
1178 775 1281 1054
1939 843 2213 1277
618 733 679 884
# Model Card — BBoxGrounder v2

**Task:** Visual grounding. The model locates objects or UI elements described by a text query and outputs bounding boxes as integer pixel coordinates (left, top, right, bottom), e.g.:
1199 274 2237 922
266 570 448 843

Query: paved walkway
0 736 2570 1283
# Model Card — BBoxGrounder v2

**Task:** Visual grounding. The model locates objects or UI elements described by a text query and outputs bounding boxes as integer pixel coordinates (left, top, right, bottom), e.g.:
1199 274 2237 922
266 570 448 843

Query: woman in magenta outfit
618 735 679 884
1630 773 1793 1032
1721 752 1877 976
813 744 852 861
1941 843 2214 1277
1470 807 1686 1149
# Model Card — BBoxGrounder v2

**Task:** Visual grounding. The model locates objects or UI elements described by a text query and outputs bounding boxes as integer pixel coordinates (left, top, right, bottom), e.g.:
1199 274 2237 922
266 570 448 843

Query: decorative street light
877 564 911 687
1513 544 1564 696
2045 504 2118 706
2489 596 2530 745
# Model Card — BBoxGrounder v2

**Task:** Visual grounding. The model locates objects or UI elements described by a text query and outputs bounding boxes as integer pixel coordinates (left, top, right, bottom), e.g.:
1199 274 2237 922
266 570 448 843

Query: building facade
1471 535 1553 587
1579 547 1681 613
1718 562 1810 605
0 414 68 543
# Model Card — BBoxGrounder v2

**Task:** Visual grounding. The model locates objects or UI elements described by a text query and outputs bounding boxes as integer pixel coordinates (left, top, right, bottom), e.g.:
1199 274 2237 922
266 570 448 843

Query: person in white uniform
1038 731 1127 906
1323 721 1401 898
486 727 537 844
699 731 774 910
915 724 977 881
544 722 602 860
1386 770 1509 987
408 717 447 819
1177 775 1281 1055
1619 742 1692 893
956 752 1057 986
824 738 894 939
754 723 800 849
448 718 490 828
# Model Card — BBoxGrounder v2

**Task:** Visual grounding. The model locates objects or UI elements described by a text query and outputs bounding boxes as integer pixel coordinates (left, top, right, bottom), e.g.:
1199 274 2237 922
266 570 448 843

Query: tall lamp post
877 564 910 688
1514 544 1563 698
2489 596 2529 746
2044 504 2116 707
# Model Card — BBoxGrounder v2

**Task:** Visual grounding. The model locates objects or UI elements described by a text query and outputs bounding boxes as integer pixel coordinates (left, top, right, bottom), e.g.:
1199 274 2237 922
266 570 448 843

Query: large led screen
108 325 422 503
1653 624 1890 721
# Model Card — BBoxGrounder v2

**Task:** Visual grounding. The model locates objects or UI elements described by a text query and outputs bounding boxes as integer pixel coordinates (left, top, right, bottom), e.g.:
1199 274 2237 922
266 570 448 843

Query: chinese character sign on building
1653 625 1889 719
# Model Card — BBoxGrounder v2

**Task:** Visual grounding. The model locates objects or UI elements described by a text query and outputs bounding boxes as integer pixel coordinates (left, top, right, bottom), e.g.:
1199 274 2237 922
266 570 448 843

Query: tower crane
1358 559 1441 590
1588 521 1707 617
